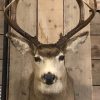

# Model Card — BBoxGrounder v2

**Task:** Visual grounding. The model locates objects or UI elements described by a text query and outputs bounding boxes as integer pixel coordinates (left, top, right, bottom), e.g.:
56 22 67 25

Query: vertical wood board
9 0 92 100
91 36 100 59
0 11 4 34
92 60 100 85
0 60 2 85
97 1 100 10
0 35 3 59
38 0 63 43
93 86 100 100
9 0 36 100
64 0 92 100
0 0 4 11
90 13 100 35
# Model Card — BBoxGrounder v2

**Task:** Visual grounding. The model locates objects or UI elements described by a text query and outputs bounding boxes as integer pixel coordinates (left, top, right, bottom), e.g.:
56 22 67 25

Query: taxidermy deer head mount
4 0 96 96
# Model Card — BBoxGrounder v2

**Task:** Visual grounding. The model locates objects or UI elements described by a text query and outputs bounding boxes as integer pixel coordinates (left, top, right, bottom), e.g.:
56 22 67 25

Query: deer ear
66 32 89 53
7 32 31 55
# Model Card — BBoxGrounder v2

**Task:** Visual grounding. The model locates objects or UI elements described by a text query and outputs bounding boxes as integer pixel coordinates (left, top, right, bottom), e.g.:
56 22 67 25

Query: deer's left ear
6 32 31 55
66 31 89 52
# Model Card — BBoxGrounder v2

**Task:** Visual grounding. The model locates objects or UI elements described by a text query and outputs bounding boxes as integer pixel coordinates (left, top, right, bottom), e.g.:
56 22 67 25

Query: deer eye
59 55 65 61
34 57 41 62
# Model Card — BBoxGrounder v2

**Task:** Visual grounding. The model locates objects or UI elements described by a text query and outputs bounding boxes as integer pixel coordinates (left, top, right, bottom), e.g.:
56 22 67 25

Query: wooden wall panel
0 60 2 85
92 60 100 85
90 13 100 35
91 36 100 59
93 86 100 100
0 11 4 34
90 1 100 86
64 0 92 100
0 35 3 60
0 0 4 87
0 0 4 11
9 0 36 100
38 0 63 43
0 60 2 72
9 0 92 100
97 1 100 10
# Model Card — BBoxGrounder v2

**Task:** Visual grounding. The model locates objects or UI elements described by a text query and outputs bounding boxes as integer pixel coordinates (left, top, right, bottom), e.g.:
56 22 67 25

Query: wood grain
91 36 100 59
0 0 4 11
9 0 36 100
90 13 100 35
64 0 92 100
38 0 63 43
0 60 2 72
92 60 100 85
97 1 100 10
0 35 3 60
8 0 92 100
0 60 2 85
0 11 4 34
93 86 100 100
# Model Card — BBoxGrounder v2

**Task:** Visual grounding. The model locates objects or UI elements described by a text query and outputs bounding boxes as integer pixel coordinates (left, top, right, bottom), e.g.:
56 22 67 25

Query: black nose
42 72 57 85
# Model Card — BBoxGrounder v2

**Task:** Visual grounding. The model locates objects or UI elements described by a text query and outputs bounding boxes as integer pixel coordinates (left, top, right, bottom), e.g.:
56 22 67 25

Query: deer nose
42 72 57 85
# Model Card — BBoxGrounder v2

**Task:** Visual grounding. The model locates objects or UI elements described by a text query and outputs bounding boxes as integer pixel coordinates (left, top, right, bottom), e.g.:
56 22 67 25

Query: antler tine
57 0 97 47
76 0 85 23
4 0 41 46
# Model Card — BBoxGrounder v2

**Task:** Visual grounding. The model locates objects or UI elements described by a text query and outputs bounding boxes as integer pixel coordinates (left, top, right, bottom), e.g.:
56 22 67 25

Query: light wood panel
90 13 100 35
90 1 100 86
92 60 100 85
9 0 36 100
38 0 63 43
93 86 100 100
91 36 100 59
64 0 92 100
97 1 100 10
0 0 4 11
9 0 92 100
0 11 4 34
0 60 2 72
0 35 3 60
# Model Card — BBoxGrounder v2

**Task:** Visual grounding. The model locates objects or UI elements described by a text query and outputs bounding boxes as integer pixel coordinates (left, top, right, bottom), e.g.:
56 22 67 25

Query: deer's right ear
66 31 88 53
6 32 32 55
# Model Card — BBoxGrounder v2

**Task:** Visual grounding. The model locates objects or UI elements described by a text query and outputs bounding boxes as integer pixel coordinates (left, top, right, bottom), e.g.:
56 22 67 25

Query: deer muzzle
41 72 57 85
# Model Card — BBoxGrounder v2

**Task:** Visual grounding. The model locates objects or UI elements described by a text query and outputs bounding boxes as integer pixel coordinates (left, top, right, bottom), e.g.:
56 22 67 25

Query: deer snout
41 72 57 85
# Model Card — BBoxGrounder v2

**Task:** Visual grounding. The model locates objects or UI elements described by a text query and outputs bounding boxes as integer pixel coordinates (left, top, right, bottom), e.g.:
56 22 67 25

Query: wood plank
0 11 4 34
64 0 92 100
9 0 92 100
92 60 100 85
91 36 100 59
0 60 2 85
0 60 2 72
0 86 1 99
93 86 100 100
9 0 36 100
0 35 3 60
90 13 100 35
97 1 100 10
0 0 4 11
38 0 63 43
0 72 2 86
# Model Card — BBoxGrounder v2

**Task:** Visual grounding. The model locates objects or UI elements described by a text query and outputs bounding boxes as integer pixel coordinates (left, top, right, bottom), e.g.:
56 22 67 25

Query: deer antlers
57 0 97 47
4 0 97 48
4 0 41 46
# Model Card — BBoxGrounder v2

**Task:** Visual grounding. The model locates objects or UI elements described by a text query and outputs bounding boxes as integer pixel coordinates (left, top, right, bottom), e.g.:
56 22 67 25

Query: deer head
4 0 97 95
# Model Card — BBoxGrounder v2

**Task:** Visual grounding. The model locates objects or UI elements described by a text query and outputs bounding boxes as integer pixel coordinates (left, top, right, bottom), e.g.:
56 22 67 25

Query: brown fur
37 46 60 57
